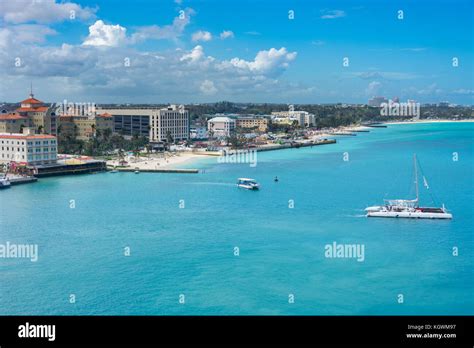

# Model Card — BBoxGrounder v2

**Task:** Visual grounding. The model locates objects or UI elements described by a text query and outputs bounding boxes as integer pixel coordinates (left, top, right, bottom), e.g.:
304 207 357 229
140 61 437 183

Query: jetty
108 167 199 174
7 175 38 185
256 138 336 152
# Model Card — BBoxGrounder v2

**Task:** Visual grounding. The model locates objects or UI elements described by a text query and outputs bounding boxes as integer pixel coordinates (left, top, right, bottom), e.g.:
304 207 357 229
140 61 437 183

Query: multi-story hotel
0 113 29 133
0 128 57 165
150 105 189 143
98 105 189 142
235 116 269 132
15 90 58 135
207 116 236 137
59 113 114 141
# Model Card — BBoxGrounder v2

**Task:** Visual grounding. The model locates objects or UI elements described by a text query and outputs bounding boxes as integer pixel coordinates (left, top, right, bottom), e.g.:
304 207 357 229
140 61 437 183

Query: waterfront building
207 116 236 137
236 116 269 132
58 113 113 141
0 128 57 165
150 105 190 143
98 107 152 138
15 90 58 135
98 105 189 142
271 111 315 127
0 113 29 133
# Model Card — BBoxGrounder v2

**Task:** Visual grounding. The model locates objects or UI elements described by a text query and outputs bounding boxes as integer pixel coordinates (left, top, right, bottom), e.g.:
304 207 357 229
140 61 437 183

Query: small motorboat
237 178 259 190
0 177 11 189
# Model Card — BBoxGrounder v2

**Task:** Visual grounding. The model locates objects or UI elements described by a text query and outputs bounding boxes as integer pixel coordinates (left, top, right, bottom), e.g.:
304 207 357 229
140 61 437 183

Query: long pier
109 167 199 174
256 139 336 152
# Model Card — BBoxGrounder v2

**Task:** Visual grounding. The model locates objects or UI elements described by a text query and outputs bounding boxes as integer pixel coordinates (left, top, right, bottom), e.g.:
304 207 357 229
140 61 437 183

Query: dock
331 132 357 136
33 160 107 177
256 139 336 152
365 124 387 128
7 176 38 185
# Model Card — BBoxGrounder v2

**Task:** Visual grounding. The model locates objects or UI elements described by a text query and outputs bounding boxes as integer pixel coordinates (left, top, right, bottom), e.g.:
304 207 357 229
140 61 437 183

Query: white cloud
354 71 419 80
220 30 234 39
0 25 57 45
200 80 218 95
321 10 346 19
83 20 127 47
366 81 382 95
220 47 297 74
130 8 194 43
2 0 95 24
180 45 205 62
452 89 474 95
192 30 212 42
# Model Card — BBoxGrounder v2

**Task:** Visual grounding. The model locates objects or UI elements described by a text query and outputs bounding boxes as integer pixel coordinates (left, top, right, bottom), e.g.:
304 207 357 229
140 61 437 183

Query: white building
150 105 189 143
0 128 58 165
271 111 315 127
207 116 236 137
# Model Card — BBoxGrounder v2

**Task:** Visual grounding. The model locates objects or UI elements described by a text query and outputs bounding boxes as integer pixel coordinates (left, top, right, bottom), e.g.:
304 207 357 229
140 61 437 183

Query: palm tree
166 130 174 145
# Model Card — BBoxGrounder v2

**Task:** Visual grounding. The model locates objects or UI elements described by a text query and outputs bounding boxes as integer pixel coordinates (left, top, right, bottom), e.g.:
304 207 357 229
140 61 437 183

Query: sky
1 0 473 104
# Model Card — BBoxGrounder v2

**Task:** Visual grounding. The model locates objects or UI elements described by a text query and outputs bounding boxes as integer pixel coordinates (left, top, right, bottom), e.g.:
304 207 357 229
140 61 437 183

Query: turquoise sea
1 122 473 315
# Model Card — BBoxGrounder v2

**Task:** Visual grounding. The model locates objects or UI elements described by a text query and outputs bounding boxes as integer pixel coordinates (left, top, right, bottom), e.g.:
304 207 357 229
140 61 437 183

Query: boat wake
185 182 235 187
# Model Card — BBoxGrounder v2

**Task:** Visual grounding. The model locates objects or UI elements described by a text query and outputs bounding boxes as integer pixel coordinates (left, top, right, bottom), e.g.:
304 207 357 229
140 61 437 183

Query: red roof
20 97 43 104
98 112 113 118
16 106 49 112
0 113 27 120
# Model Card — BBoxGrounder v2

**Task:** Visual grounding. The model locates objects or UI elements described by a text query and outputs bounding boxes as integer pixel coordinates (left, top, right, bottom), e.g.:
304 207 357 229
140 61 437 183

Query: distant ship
366 154 452 219
237 178 260 190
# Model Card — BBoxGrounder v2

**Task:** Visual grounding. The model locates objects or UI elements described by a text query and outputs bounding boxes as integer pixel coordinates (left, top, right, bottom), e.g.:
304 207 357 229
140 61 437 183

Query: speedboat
366 154 452 219
237 178 260 190
0 177 11 189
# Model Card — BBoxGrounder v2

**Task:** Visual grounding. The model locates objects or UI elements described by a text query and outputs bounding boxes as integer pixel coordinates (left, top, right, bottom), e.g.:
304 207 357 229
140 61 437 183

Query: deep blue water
1 122 473 315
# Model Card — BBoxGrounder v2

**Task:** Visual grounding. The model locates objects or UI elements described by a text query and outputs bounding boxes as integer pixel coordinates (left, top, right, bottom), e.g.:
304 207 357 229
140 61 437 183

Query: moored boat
0 177 11 189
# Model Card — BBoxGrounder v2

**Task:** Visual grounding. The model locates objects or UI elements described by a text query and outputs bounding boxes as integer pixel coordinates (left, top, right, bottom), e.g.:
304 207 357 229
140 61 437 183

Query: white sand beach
106 152 216 170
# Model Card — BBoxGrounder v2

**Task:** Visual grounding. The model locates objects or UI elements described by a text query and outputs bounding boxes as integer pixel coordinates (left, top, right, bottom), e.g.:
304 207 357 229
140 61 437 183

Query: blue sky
1 0 473 104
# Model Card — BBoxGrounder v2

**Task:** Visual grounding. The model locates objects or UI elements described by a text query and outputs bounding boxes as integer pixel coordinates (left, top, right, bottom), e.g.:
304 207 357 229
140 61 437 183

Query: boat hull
237 184 259 190
367 211 452 219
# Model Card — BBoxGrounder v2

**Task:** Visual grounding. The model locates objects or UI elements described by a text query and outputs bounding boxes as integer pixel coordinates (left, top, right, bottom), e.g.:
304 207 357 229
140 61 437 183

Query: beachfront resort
0 88 472 187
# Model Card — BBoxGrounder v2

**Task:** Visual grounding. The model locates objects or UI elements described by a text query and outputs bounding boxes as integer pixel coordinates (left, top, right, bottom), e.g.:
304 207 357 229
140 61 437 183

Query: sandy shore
107 152 215 170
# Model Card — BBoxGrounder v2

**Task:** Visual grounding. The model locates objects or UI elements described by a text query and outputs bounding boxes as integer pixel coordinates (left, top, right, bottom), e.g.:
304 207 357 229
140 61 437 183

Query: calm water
1 122 473 315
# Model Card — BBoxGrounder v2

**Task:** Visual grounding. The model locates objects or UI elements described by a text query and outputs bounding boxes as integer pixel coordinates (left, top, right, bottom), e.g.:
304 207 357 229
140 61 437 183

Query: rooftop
0 133 56 140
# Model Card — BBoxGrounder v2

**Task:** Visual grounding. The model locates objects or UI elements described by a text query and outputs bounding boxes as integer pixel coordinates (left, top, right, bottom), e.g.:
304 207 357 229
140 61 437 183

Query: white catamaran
366 154 452 219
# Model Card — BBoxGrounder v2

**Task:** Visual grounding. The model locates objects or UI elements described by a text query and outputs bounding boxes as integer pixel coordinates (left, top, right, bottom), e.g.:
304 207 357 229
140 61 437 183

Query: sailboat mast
414 154 419 205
